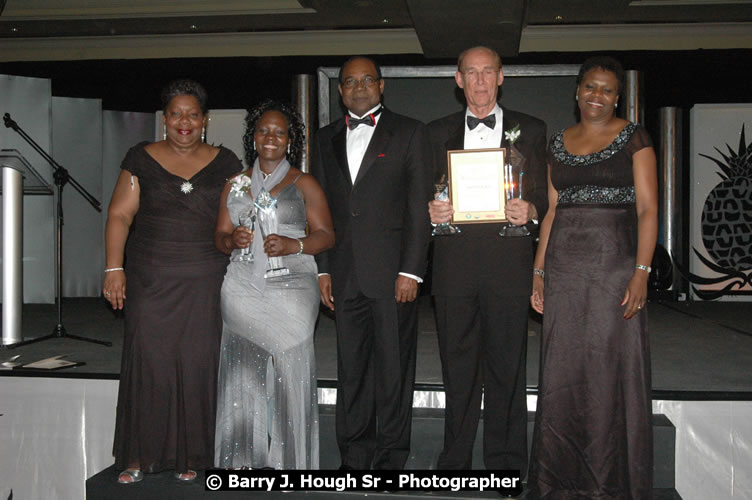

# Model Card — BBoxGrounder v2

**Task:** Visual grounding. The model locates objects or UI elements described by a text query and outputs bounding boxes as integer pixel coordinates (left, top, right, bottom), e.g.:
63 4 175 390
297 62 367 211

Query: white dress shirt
346 104 382 183
464 104 503 150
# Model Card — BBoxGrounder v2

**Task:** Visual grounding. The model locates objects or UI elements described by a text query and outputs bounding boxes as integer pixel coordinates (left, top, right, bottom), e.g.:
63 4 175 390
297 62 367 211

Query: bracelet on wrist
533 268 545 279
635 264 651 273
295 238 304 255
104 267 124 273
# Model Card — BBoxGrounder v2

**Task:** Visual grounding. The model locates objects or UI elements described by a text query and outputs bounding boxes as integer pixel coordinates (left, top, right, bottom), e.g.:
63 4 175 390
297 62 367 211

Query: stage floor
2 296 751 398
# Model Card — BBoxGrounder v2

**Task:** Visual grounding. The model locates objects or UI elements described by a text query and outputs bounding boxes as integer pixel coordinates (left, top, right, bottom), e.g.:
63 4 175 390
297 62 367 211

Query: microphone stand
3 113 111 348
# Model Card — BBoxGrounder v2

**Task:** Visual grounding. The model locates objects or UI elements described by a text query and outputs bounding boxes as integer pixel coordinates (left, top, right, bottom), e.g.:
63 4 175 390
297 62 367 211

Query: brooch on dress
180 181 194 194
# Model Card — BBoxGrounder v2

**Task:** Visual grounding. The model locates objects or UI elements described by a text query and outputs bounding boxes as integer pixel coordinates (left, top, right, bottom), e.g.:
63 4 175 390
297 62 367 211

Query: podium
0 149 53 346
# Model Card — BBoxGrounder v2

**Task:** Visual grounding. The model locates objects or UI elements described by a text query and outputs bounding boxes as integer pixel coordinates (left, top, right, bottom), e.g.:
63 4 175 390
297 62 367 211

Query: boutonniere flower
505 124 521 145
229 171 252 197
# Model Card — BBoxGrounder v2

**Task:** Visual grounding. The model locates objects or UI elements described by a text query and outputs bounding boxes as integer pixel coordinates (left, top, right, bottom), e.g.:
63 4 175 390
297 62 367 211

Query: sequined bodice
549 122 652 205
225 176 308 265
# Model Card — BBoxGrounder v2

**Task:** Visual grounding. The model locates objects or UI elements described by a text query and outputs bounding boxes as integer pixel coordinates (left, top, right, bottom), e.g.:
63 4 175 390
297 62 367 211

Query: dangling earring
201 126 206 143
615 101 619 108
162 124 167 140
287 144 290 155
575 94 579 101
253 141 257 151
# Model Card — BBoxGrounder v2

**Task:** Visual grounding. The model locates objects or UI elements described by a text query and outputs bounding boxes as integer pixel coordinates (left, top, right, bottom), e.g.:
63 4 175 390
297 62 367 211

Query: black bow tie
467 114 496 130
346 107 382 130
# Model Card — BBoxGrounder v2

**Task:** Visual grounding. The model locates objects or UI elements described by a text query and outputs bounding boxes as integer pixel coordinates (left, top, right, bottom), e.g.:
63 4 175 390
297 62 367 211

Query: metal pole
292 74 315 173
2 166 24 345
624 70 644 124
660 107 684 300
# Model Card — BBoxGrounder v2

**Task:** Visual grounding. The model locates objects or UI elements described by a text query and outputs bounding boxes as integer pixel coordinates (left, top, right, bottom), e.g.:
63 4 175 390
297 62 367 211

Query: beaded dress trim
553 122 638 204
558 184 635 204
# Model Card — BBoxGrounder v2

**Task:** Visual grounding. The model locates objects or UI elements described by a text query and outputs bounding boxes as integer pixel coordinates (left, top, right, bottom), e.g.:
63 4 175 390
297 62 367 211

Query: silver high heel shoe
174 469 197 482
117 468 143 484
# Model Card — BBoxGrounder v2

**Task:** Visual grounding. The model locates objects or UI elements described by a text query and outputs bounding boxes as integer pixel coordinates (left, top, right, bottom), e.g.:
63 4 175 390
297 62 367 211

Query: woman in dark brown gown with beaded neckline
103 79 241 484
529 57 658 499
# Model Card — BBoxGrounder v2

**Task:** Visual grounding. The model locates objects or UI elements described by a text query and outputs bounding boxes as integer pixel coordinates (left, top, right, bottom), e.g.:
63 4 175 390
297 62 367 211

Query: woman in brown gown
529 57 658 499
103 79 241 483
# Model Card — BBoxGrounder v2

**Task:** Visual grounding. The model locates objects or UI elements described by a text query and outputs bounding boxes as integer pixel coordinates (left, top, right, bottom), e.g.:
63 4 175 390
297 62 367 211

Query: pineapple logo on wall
686 124 752 299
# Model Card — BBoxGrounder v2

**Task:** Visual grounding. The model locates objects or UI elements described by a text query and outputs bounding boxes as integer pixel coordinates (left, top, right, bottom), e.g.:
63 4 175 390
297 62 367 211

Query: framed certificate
447 148 509 223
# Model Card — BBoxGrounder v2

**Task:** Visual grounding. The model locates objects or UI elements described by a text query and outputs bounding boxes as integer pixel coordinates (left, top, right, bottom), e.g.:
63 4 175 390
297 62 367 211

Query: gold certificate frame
447 148 508 223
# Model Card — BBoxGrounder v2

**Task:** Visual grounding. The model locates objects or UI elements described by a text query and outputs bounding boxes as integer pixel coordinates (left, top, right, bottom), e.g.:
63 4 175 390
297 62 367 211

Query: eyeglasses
341 76 381 89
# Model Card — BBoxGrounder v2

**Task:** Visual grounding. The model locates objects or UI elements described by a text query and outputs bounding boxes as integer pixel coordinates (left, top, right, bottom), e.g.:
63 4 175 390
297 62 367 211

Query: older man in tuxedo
428 46 548 473
311 55 432 470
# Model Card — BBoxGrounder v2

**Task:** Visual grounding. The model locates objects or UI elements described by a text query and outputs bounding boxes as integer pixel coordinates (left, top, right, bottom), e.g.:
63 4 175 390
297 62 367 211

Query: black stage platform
85 408 681 500
4 296 751 499
3 296 752 398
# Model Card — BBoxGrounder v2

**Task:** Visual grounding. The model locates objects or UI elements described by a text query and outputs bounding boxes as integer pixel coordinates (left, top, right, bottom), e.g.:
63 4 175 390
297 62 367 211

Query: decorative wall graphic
687 106 752 300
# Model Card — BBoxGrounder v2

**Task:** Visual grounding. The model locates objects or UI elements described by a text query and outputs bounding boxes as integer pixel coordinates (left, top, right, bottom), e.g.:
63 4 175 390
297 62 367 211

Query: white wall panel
0 377 118 500
689 104 752 301
52 97 104 297
655 400 752 500
0 74 55 303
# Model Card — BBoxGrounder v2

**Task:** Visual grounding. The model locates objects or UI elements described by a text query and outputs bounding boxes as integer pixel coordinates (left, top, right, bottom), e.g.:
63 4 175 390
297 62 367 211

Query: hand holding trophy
432 174 461 236
230 207 255 262
254 188 290 278
499 145 531 237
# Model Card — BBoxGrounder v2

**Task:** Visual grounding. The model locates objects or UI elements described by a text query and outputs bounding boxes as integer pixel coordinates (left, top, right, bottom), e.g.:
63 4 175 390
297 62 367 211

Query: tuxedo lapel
500 109 522 150
330 121 352 186
353 109 394 186
501 110 528 173
500 115 510 149
445 117 465 152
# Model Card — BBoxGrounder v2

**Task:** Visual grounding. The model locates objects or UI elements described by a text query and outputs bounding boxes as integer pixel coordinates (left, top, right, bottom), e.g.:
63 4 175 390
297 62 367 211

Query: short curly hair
576 56 625 95
160 79 208 114
242 99 306 168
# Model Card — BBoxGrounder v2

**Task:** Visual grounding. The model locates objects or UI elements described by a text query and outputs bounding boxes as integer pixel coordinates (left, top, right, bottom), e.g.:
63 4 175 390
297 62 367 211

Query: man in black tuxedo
428 46 548 472
311 56 432 470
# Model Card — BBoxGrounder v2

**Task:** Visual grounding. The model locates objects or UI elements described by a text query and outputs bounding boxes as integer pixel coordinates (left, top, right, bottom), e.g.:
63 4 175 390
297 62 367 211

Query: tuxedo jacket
311 108 433 299
428 107 548 297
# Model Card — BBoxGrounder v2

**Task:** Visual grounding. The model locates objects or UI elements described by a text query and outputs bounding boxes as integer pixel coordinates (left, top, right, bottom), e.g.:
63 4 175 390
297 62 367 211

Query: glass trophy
499 147 531 237
230 206 255 262
432 181 462 236
254 188 290 278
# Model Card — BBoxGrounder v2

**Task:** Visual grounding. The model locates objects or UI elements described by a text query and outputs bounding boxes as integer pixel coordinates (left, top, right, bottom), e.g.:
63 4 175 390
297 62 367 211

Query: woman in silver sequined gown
529 57 658 499
213 101 334 469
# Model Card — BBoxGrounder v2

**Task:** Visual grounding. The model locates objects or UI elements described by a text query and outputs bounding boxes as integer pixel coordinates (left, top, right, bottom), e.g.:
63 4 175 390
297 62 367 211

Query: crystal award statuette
499 146 531 237
254 188 290 278
230 206 255 262
432 181 462 236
